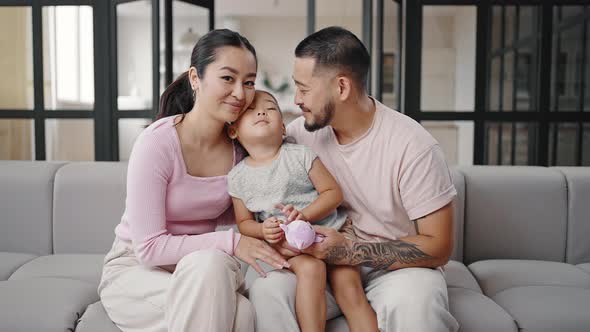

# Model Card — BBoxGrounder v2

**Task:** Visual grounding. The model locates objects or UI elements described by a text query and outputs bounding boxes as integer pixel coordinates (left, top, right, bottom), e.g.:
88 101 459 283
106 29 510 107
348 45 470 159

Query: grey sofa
1 161 589 332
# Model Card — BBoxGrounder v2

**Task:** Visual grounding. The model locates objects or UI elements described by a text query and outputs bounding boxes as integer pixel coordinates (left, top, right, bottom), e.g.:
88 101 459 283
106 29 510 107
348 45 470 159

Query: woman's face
192 46 257 123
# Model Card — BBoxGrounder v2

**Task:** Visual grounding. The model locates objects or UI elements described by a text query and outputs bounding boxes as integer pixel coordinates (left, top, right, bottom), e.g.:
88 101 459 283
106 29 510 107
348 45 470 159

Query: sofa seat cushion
444 260 482 292
448 287 518 332
75 301 122 332
468 260 590 297
9 254 105 285
0 278 99 332
577 263 590 275
0 252 37 281
492 286 590 332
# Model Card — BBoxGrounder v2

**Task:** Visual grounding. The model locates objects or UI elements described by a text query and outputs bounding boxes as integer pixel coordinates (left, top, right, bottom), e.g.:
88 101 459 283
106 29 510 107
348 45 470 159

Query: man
249 26 459 332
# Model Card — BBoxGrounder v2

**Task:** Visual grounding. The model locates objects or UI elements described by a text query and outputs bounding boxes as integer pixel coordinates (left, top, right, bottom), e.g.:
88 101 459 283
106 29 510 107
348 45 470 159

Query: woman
98 29 289 332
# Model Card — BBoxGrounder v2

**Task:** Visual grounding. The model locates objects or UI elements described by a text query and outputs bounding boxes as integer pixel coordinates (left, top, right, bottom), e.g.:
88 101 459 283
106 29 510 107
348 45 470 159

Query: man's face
292 57 335 132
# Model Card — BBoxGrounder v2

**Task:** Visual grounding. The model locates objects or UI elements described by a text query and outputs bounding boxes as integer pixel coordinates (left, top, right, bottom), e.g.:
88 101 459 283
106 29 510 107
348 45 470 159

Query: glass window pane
500 123 512 165
551 11 584 112
585 23 590 112
491 7 502 51
42 6 94 110
119 118 152 161
514 122 536 165
486 122 536 165
421 6 476 111
504 6 516 47
489 57 500 111
515 45 536 111
0 7 33 110
316 0 362 39
0 119 34 160
502 52 515 111
380 0 400 110
560 7 584 22
216 0 306 116
518 6 537 41
549 123 578 166
117 1 153 110
421 121 474 166
172 1 209 80
486 122 499 165
583 124 590 166
45 119 94 161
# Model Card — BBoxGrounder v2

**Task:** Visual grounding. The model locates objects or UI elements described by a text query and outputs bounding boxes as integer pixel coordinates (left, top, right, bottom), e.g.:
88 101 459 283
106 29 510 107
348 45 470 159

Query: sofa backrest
554 167 590 265
449 168 465 262
459 166 568 265
0 161 64 255
52 162 127 254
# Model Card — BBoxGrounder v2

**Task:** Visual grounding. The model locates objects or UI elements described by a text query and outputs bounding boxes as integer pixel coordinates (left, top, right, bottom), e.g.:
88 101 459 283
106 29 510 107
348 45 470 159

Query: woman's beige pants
98 237 255 332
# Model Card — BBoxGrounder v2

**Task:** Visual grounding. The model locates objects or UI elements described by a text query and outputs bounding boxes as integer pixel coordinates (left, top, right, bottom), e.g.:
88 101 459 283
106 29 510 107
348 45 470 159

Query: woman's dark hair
156 29 257 122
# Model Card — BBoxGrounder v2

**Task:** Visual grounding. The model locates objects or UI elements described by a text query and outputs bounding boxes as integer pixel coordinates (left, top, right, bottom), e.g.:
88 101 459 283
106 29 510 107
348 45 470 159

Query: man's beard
304 99 335 132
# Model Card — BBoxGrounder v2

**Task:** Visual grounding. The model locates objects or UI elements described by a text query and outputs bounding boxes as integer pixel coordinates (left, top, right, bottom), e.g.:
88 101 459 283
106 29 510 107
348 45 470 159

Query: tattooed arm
302 203 454 270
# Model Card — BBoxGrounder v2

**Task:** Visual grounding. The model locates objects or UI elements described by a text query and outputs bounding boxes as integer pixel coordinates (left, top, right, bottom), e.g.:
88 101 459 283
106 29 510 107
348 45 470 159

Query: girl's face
230 91 285 144
190 46 257 123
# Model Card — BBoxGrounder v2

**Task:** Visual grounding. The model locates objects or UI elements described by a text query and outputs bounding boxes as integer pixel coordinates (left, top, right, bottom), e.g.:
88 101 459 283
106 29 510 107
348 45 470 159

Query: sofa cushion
53 162 127 254
554 167 590 264
468 260 590 297
449 169 465 261
9 254 104 285
448 288 518 332
75 301 122 332
0 252 37 281
492 286 590 332
458 166 567 264
444 260 481 293
0 161 65 255
578 263 590 275
0 278 99 332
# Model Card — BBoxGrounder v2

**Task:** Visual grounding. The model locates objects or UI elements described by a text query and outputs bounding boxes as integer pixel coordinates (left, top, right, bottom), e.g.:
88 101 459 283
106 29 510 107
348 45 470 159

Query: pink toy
279 220 324 250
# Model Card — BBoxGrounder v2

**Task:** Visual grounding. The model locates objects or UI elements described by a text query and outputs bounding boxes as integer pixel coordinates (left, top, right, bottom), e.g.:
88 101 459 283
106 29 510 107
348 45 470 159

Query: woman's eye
245 81 255 87
221 76 233 82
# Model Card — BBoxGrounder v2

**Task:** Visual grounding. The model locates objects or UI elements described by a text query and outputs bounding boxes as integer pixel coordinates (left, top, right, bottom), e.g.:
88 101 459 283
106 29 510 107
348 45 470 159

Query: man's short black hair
295 26 370 91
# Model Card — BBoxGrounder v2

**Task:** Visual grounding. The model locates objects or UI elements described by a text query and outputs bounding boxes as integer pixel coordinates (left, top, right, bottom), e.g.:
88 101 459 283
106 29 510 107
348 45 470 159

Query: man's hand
270 238 301 258
301 225 354 265
262 216 283 244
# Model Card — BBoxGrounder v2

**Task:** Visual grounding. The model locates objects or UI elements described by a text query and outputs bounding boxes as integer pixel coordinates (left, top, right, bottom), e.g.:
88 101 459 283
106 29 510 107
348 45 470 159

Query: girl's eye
222 76 233 82
245 81 255 87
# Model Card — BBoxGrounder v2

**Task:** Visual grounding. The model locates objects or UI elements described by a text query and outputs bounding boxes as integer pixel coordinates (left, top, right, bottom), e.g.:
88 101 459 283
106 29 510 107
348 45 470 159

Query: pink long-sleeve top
114 115 242 267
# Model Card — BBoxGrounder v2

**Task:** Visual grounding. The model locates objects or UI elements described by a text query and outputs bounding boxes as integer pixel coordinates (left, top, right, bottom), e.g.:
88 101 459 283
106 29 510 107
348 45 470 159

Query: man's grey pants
248 265 459 332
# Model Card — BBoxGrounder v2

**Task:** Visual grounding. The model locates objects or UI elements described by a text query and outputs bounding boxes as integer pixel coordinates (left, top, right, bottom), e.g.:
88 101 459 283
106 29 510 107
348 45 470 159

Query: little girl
227 90 378 332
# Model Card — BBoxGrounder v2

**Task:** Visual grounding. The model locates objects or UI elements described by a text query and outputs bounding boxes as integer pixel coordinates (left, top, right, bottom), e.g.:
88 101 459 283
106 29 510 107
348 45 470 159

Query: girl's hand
276 204 306 223
262 216 283 244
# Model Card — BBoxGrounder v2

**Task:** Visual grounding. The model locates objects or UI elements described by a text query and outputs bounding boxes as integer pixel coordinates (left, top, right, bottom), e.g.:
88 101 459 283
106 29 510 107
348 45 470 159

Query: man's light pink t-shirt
286 99 456 242
114 116 241 267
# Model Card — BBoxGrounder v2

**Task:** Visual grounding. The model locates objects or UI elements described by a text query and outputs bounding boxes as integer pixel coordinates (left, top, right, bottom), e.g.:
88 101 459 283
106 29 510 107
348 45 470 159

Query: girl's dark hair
156 29 257 122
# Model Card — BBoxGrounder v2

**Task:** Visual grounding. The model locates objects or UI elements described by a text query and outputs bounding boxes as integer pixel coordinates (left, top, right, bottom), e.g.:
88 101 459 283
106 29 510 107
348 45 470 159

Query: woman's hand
234 235 290 277
270 238 301 258
276 204 306 223
262 216 283 244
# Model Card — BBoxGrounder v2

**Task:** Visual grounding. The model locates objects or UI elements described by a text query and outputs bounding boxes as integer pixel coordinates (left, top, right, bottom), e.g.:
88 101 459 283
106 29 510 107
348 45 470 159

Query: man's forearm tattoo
325 240 433 270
